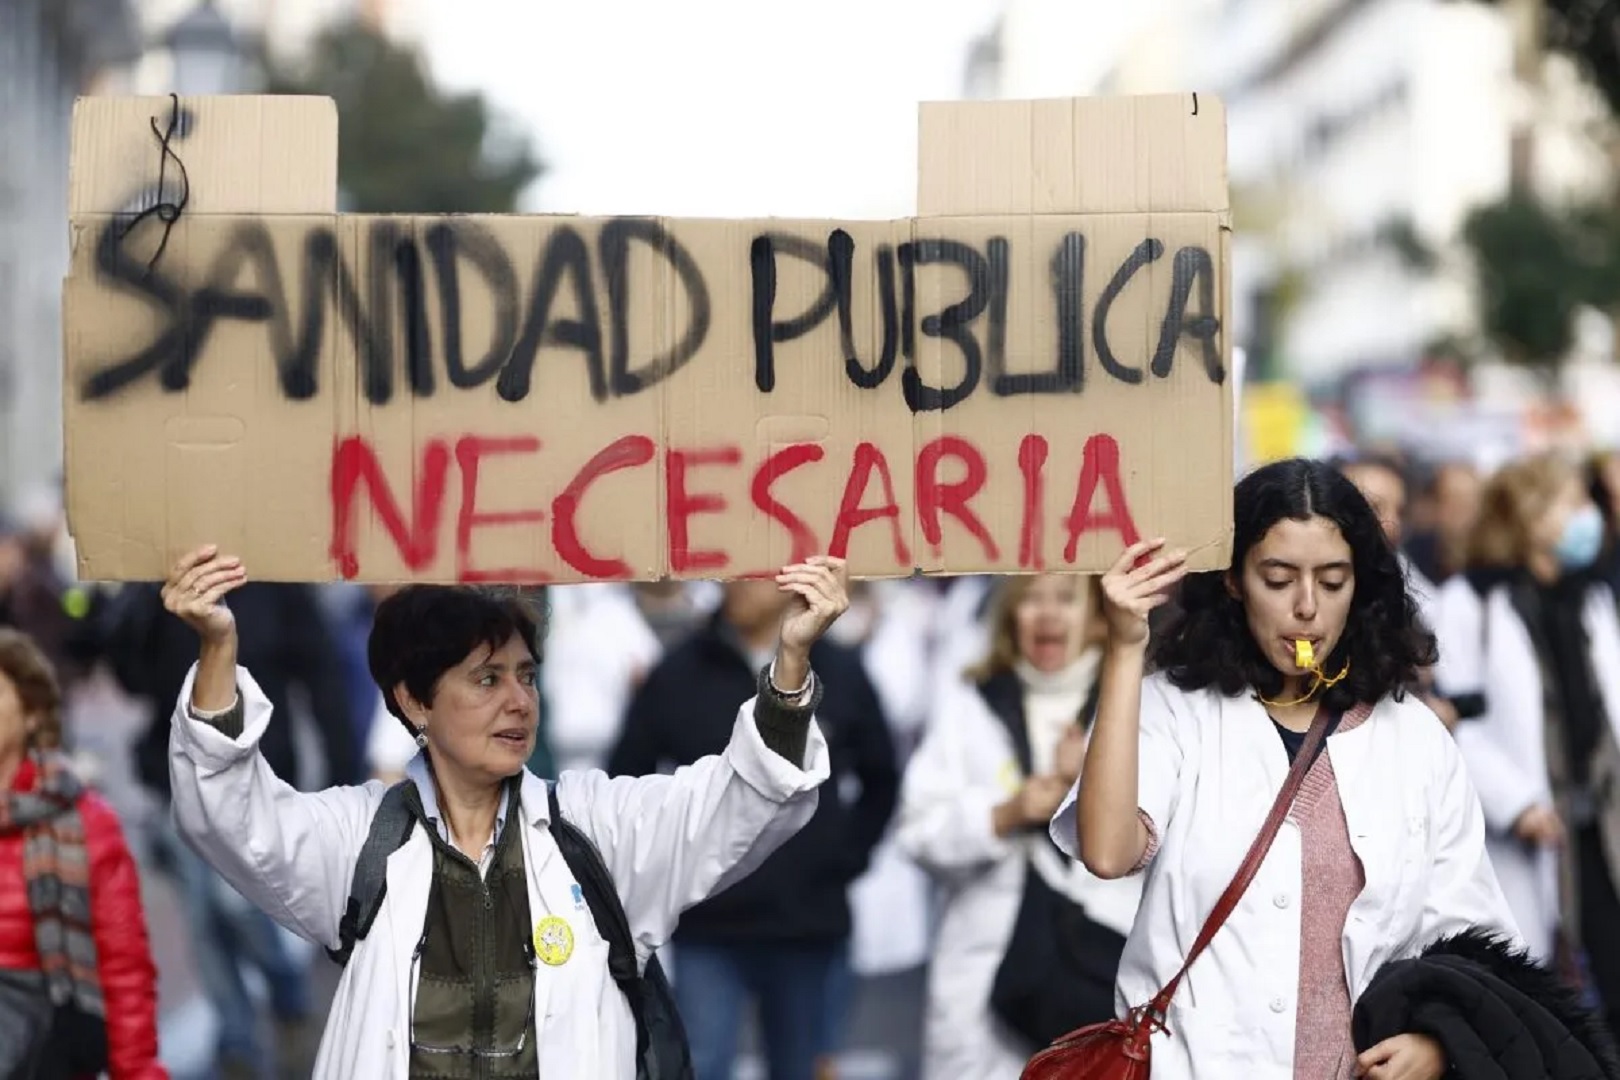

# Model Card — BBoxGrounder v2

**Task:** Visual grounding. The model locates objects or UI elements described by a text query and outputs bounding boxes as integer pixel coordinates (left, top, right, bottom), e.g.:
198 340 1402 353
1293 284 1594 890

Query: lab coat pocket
1365 808 1433 940
1163 1000 1240 1072
1183 808 1270 920
539 937 612 1078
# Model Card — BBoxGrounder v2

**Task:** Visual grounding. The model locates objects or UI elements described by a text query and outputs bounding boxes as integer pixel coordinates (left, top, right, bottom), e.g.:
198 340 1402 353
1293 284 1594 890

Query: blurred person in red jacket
0 627 165 1078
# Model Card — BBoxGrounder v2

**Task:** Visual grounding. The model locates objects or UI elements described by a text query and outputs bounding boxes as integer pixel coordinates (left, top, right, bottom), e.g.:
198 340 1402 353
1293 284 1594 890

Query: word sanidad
84 217 1224 411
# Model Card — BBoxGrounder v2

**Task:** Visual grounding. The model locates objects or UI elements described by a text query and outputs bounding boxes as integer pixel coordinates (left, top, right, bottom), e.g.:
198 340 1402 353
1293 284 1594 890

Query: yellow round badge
998 759 1023 796
533 916 575 967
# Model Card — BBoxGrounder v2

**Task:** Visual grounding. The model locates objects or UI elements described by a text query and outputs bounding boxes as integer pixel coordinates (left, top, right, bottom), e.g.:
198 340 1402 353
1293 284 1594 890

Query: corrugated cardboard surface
63 93 1233 583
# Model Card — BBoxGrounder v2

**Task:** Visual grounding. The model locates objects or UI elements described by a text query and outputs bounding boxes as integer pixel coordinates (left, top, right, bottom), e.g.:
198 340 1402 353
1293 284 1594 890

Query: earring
414 728 428 750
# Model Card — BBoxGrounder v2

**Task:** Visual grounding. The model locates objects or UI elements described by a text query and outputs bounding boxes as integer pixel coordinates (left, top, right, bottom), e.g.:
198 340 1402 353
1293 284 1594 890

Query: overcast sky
415 0 1005 218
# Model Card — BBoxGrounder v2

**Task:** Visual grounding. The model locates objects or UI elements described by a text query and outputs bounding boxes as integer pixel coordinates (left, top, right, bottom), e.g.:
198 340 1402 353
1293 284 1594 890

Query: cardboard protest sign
62 92 1233 583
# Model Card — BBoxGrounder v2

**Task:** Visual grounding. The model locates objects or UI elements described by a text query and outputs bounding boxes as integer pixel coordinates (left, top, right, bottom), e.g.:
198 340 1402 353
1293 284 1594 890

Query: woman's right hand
1099 538 1189 647
993 775 1071 837
1018 776 1070 826
162 545 247 646
1055 725 1088 785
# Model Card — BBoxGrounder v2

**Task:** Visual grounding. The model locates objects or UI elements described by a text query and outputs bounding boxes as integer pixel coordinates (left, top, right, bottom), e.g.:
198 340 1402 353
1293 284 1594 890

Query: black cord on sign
1191 93 1199 116
119 93 191 277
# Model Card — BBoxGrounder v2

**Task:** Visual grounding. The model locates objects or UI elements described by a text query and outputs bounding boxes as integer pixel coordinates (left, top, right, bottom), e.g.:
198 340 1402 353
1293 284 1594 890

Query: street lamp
164 0 242 95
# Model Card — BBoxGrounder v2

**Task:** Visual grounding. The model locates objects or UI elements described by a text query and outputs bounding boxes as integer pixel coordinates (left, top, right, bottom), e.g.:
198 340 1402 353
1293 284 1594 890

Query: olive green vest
404 781 539 1080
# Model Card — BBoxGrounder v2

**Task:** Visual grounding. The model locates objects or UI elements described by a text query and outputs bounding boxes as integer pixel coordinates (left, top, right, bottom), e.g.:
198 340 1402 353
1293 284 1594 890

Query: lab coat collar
404 754 555 844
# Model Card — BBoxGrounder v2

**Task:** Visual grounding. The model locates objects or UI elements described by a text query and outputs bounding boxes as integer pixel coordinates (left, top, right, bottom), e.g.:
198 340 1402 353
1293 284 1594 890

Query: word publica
329 429 1142 581
84 217 1225 412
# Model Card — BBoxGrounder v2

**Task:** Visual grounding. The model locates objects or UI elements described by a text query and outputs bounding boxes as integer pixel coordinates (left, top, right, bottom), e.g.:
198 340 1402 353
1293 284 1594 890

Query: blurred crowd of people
1 442 1619 1079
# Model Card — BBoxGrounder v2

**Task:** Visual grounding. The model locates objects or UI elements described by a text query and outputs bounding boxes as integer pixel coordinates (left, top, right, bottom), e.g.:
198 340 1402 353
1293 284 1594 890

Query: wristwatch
766 659 815 708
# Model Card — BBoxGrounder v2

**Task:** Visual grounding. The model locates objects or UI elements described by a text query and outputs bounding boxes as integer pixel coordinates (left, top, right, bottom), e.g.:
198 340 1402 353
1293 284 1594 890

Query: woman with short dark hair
1049 458 1600 1079
160 544 848 1079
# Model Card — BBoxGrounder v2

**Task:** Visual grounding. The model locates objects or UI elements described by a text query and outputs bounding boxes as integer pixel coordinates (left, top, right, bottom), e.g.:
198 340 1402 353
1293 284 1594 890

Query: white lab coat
1049 673 1519 1080
1430 574 1485 703
541 585 668 774
838 581 937 977
1399 550 1440 635
168 663 830 1079
366 699 418 777
930 581 994 692
899 678 1142 1080
856 581 937 745
1432 575 1620 962
544 582 621 636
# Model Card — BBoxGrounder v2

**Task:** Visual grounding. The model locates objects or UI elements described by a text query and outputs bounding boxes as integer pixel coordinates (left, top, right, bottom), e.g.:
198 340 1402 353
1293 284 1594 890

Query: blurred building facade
0 0 142 509
127 0 425 92
964 0 1612 391
1209 0 1519 384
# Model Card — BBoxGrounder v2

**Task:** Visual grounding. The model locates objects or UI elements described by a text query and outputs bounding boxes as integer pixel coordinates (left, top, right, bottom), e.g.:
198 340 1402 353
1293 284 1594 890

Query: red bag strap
1144 704 1343 1015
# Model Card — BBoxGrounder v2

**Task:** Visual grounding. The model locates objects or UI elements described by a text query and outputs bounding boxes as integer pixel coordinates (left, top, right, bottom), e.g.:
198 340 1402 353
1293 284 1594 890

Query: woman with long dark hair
1048 458 1595 1079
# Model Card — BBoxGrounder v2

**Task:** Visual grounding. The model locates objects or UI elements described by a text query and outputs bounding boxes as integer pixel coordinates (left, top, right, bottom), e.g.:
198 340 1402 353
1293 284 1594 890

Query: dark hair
368 586 543 735
1151 457 1436 710
1416 458 1475 500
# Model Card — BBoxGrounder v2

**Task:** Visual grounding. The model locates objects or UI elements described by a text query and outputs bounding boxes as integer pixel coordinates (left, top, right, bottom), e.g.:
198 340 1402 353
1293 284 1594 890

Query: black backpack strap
547 781 696 1079
545 781 639 987
327 781 417 967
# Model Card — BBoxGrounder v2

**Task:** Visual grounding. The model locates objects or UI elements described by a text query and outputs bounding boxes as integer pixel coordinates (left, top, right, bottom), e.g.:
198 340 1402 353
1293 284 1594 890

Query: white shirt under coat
167 663 830 1079
1048 673 1520 1080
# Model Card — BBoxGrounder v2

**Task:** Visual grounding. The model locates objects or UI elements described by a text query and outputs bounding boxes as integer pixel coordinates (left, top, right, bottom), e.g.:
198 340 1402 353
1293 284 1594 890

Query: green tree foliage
1455 0 1620 115
264 19 543 213
1441 4 1620 370
1461 196 1620 364
1539 0 1620 115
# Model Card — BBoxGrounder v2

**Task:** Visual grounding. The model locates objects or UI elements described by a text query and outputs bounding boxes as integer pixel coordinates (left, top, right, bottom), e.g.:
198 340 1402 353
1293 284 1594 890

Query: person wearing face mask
1433 452 1620 1028
896 573 1142 1079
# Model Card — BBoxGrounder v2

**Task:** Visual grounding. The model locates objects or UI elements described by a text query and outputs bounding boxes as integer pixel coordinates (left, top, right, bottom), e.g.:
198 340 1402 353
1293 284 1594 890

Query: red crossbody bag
1019 705 1341 1080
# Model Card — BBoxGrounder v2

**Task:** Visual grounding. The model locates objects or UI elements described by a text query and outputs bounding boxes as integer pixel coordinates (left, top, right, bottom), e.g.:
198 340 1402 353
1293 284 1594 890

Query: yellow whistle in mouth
1295 639 1315 669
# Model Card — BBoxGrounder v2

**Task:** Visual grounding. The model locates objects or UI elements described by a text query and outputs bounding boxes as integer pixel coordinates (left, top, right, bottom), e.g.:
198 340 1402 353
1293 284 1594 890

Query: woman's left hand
1354 1033 1446 1079
776 556 850 655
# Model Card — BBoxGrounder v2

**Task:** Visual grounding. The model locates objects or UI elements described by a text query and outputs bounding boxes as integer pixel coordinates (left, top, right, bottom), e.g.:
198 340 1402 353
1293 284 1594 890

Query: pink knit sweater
1288 702 1372 1079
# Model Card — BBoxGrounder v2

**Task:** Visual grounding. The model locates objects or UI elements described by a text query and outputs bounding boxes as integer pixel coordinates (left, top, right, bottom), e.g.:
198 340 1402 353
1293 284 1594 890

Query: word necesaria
328 430 1143 582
